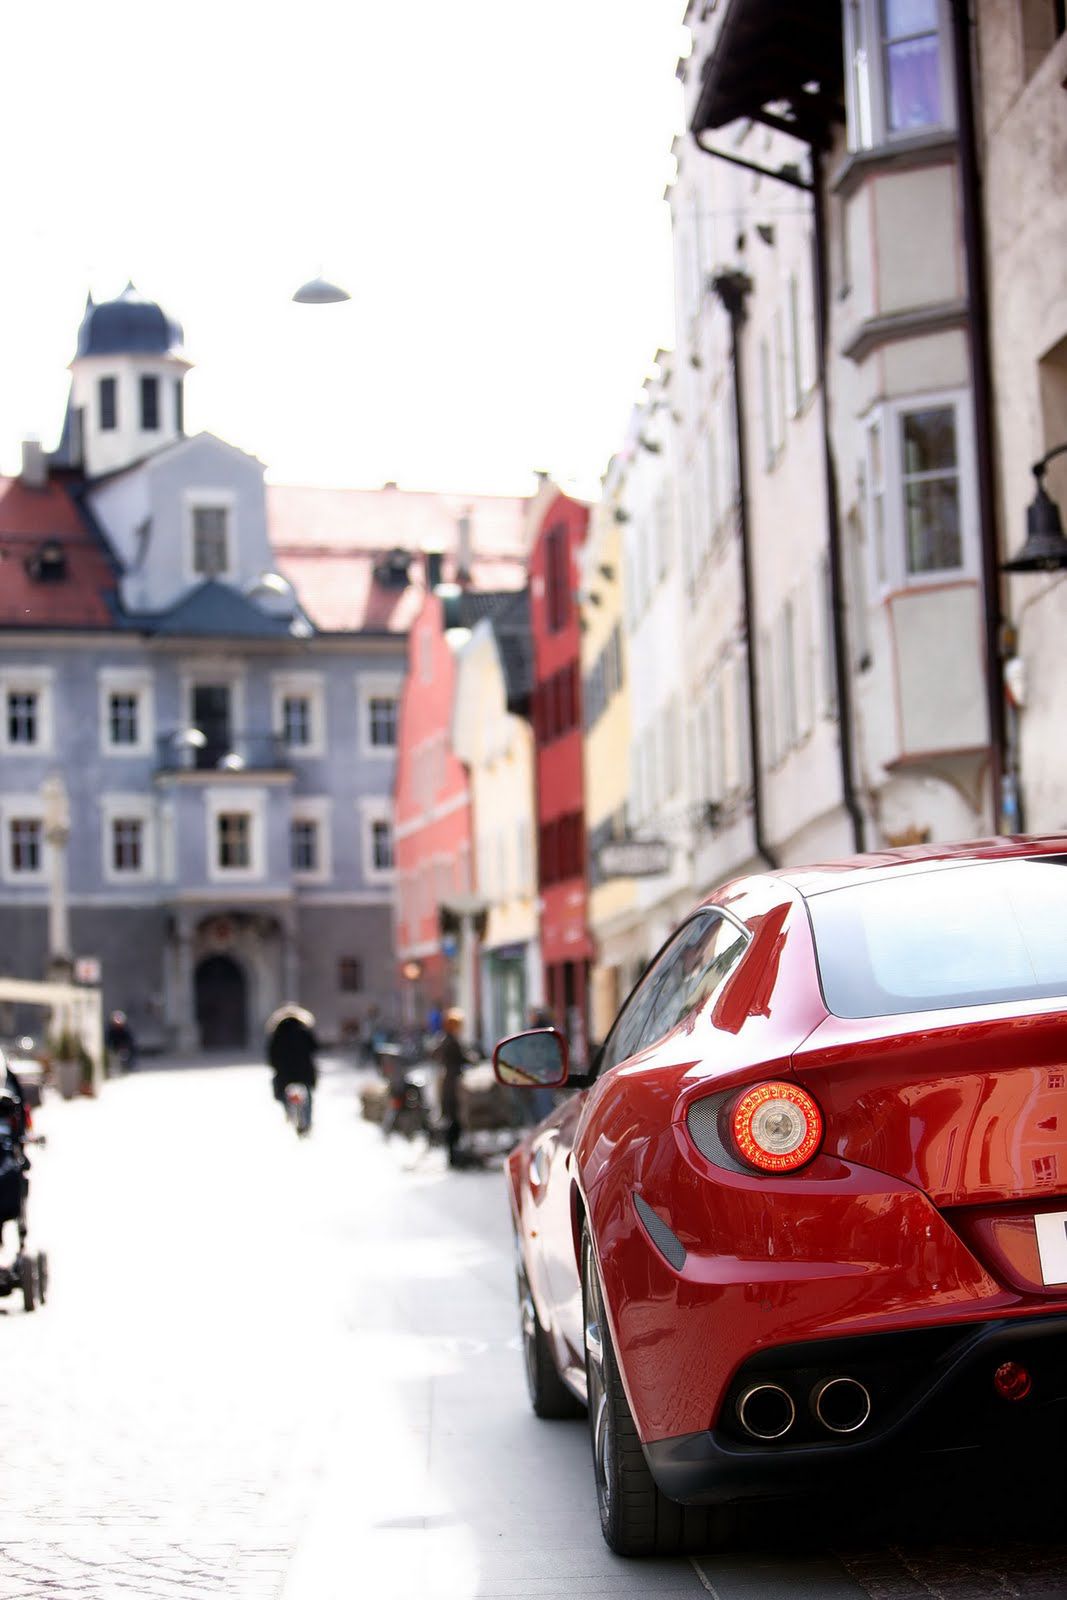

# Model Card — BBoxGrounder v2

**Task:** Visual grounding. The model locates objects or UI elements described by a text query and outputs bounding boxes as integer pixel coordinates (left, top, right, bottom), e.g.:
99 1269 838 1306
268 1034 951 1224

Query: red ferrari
494 838 1067 1555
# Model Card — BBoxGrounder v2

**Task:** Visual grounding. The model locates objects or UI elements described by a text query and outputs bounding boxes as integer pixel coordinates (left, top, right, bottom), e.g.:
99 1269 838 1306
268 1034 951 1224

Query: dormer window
191 504 231 577
99 376 118 431
25 540 67 583
140 375 159 431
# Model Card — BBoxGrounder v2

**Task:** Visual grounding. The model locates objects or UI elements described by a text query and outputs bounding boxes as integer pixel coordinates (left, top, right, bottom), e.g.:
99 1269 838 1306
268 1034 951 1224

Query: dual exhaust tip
737 1376 871 1441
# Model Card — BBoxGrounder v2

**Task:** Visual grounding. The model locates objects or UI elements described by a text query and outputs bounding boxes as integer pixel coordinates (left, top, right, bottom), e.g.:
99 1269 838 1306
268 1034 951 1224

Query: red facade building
528 486 593 1064
393 584 475 1022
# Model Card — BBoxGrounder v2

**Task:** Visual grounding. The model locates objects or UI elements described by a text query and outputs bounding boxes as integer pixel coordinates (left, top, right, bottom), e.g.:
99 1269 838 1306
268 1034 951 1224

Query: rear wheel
516 1244 582 1419
581 1225 727 1556
19 1255 36 1314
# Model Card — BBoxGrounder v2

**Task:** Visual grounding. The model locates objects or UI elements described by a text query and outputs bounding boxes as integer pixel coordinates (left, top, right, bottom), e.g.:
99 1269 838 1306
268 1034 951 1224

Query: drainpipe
810 146 866 853
711 270 778 870
949 0 1007 830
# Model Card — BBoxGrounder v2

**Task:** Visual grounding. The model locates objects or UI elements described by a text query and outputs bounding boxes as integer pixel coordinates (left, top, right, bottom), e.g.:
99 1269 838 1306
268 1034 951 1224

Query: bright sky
0 2 687 499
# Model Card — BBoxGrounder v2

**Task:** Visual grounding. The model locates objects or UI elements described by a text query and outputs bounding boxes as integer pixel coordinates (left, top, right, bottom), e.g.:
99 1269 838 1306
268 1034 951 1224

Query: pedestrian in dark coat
434 1007 473 1168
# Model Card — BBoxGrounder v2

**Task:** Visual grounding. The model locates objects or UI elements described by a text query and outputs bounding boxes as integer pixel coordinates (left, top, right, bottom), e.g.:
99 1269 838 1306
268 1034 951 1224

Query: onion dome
75 283 186 359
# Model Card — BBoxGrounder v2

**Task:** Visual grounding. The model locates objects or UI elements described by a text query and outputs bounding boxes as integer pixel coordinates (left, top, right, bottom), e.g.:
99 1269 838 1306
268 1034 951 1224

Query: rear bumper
645 1314 1067 1505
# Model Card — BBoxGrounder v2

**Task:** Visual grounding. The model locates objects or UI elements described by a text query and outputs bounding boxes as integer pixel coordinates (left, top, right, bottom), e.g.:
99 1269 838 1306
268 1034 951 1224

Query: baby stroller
0 1069 47 1313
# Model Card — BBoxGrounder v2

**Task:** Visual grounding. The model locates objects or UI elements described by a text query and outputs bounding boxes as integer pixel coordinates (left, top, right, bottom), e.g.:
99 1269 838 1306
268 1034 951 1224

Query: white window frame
271 671 325 759
100 793 156 885
357 673 403 760
0 668 54 755
184 489 236 583
654 481 672 580
359 798 395 886
844 0 956 153
0 796 46 885
863 389 977 595
205 786 265 883
99 668 154 757
760 337 775 471
703 419 720 548
290 796 332 884
778 601 799 753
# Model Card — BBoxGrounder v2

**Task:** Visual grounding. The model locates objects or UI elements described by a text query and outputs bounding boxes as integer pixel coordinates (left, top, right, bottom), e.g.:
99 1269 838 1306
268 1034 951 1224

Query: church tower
57 283 191 479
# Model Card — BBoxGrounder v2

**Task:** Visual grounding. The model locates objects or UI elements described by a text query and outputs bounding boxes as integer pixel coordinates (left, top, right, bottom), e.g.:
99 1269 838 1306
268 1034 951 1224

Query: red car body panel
505 837 1067 1473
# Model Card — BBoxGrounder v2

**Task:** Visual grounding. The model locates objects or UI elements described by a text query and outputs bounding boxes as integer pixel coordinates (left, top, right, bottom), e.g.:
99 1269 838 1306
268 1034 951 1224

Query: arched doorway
195 954 248 1050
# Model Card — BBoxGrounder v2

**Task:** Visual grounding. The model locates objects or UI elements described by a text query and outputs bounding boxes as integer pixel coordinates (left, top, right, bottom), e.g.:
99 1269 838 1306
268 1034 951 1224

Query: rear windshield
807 857 1067 1018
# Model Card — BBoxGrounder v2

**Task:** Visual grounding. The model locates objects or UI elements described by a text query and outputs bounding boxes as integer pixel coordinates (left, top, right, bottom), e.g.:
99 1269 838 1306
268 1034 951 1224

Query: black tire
19 1255 36 1314
581 1225 727 1556
516 1242 583 1420
35 1251 48 1304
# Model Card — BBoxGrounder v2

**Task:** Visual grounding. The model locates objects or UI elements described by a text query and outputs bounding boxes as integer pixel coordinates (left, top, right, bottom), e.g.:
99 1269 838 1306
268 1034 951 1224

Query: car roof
777 834 1067 900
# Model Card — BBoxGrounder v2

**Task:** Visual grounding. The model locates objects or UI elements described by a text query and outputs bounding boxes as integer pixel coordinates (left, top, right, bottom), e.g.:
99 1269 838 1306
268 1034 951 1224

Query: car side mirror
493 1028 569 1089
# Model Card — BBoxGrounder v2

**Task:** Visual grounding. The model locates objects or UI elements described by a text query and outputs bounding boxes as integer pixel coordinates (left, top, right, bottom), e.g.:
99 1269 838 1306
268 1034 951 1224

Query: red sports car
494 838 1067 1556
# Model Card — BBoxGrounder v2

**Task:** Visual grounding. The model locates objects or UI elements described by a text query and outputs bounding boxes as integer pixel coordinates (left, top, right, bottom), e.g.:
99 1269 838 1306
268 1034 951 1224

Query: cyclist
265 1005 318 1129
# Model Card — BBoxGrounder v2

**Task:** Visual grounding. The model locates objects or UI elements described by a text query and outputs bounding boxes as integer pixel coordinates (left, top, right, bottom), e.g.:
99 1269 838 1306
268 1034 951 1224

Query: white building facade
667 0 997 890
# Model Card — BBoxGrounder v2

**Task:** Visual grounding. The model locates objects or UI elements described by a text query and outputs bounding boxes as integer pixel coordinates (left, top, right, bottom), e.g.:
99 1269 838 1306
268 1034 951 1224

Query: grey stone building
0 287 408 1050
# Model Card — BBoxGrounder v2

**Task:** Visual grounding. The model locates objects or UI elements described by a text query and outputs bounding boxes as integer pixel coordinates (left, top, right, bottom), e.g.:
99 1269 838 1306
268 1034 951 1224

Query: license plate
1034 1210 1067 1285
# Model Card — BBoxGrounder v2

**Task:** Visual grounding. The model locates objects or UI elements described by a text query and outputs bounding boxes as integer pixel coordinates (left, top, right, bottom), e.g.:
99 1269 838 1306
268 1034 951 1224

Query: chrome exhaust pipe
811 1376 871 1434
736 1382 796 1441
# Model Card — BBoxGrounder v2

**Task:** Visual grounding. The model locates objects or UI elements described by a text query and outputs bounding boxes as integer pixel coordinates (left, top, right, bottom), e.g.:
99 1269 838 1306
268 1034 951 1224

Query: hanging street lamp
1002 442 1067 572
291 274 351 305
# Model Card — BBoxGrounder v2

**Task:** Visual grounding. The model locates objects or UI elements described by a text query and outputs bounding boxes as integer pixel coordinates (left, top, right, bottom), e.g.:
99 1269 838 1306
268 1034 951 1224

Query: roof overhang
690 0 844 142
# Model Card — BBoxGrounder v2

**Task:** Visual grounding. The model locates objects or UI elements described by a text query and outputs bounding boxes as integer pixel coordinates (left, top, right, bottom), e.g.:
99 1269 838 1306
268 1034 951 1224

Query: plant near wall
47 1028 80 1063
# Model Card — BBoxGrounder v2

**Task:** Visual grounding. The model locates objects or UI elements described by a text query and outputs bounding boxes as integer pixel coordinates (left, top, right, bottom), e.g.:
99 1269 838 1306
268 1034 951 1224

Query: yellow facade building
580 479 635 1049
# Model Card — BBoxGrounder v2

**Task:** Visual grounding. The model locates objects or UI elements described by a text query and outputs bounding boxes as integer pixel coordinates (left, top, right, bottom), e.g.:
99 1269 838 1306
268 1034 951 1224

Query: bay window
845 0 955 151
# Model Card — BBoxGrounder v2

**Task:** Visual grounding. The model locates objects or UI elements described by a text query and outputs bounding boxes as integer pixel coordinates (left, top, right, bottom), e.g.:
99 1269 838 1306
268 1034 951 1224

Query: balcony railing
156 731 291 774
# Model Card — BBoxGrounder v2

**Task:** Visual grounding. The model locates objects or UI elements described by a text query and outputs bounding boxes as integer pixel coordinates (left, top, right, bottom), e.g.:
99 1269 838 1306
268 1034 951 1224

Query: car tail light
730 1081 823 1173
993 1361 1032 1401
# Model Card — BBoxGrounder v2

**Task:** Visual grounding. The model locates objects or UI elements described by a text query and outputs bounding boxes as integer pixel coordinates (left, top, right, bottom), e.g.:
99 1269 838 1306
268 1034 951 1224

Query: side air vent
633 1192 686 1271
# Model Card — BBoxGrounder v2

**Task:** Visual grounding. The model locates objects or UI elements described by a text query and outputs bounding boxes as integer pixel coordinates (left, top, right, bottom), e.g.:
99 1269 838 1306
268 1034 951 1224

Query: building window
108 692 140 747
866 394 972 589
99 376 117 431
111 818 143 873
359 676 402 757
10 818 42 874
140 375 159 431
282 695 311 748
290 818 318 872
175 379 184 435
216 811 251 869
845 0 954 151
788 275 804 417
7 691 38 746
192 505 230 576
372 819 393 870
545 526 570 632
900 406 962 574
338 958 362 993
369 696 398 747
779 601 799 751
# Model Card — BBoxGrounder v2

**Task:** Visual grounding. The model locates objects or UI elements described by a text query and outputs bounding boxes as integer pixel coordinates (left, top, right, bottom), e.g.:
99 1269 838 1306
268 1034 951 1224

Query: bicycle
283 1082 312 1137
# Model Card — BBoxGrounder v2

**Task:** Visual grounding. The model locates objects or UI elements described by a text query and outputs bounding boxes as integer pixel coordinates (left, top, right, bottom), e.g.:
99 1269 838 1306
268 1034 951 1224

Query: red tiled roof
0 476 116 629
268 484 529 633
276 547 527 633
267 484 528 554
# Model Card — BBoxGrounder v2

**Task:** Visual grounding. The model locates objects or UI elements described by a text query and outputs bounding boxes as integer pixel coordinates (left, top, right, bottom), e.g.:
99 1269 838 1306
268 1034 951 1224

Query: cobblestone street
4 1060 1067 1600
